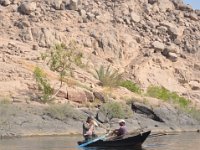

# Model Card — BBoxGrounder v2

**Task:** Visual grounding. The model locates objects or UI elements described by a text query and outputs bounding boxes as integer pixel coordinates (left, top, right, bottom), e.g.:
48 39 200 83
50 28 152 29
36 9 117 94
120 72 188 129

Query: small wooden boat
78 130 151 148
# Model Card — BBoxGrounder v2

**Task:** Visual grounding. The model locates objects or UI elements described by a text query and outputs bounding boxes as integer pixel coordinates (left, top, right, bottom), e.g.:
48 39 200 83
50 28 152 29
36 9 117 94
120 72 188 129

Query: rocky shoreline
0 102 199 139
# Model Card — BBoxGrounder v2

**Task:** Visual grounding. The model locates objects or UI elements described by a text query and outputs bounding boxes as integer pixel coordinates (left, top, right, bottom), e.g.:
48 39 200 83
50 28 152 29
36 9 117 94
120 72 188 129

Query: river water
0 132 200 150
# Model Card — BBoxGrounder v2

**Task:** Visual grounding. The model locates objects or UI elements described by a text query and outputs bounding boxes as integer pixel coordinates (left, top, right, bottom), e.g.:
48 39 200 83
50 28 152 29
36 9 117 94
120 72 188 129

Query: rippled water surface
0 132 200 150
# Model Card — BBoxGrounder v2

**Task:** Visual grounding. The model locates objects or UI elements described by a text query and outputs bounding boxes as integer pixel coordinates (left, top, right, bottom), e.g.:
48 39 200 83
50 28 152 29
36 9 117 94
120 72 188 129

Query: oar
78 133 109 148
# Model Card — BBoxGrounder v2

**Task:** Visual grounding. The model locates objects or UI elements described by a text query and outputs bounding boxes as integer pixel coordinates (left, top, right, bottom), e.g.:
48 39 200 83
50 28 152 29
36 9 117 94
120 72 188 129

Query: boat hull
78 130 151 147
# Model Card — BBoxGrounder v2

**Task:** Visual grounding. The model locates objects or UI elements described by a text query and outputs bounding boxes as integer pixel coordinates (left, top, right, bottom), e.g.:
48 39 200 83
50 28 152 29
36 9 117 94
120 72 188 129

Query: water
0 132 199 150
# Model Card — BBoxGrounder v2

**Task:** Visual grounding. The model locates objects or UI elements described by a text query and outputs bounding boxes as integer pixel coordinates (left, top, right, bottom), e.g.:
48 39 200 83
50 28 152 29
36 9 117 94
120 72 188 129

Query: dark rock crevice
131 102 164 123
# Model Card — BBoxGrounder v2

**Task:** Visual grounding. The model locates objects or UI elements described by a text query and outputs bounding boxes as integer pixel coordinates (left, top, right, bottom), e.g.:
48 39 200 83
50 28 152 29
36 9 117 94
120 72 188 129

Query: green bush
94 66 122 88
120 80 141 94
33 67 53 103
99 102 133 120
34 42 83 103
177 97 190 108
146 86 190 108
41 42 83 88
45 104 84 121
146 86 169 101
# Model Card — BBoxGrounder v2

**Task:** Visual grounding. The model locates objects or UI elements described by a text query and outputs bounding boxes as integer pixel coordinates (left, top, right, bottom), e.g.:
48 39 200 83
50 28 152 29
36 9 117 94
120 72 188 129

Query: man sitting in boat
83 116 98 141
106 119 128 140
113 119 128 137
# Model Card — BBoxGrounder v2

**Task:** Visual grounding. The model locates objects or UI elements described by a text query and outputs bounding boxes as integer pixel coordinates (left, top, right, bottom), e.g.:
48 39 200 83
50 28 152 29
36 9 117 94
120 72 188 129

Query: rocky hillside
0 0 200 107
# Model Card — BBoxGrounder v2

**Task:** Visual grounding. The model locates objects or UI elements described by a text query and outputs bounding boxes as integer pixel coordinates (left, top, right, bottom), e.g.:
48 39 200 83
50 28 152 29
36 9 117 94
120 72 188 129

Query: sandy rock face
0 0 199 107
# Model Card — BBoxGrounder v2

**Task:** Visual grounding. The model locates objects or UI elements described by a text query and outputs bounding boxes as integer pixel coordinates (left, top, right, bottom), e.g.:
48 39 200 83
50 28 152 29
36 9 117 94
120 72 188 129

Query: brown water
0 132 200 150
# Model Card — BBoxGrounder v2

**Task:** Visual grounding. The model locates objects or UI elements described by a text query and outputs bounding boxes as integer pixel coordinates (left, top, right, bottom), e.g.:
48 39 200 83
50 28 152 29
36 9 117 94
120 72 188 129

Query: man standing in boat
82 116 98 141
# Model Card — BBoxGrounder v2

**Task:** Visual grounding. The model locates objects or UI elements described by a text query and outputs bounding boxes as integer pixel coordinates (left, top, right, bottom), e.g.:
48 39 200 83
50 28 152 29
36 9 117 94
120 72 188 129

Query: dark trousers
84 134 98 141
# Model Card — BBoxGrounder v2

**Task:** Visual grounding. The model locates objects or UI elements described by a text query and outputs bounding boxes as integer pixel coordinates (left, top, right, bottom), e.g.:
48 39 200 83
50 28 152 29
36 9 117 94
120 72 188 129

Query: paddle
78 133 109 147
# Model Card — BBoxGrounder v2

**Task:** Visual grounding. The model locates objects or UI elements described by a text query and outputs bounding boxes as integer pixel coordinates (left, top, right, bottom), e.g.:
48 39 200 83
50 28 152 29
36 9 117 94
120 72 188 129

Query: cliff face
0 0 200 106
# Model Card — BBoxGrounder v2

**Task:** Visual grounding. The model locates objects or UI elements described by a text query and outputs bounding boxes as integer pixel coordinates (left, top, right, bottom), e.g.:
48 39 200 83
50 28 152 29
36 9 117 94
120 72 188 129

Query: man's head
118 119 126 126
86 116 98 126
86 116 93 123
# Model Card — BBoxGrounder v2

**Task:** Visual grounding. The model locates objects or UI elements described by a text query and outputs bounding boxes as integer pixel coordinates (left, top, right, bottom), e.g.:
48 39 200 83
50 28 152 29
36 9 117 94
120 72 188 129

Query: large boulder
148 0 157 5
168 52 178 62
96 12 111 23
18 1 37 15
172 0 193 11
162 48 178 62
52 0 63 10
166 43 180 54
19 28 33 41
84 90 94 102
56 89 68 99
92 30 121 58
130 12 141 23
158 0 175 12
93 91 106 103
189 13 199 21
152 41 165 52
69 0 81 10
131 102 164 122
159 21 184 39
189 81 200 90
31 27 65 48
67 87 87 103
0 0 10 6
96 111 109 123
153 104 198 127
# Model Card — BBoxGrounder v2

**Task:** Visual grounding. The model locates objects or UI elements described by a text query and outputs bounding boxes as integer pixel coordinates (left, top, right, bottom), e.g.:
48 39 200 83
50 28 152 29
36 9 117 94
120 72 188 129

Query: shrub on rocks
33 67 53 103
120 80 141 94
146 86 190 108
45 104 84 121
41 42 83 89
99 101 133 120
94 65 122 88
33 42 84 103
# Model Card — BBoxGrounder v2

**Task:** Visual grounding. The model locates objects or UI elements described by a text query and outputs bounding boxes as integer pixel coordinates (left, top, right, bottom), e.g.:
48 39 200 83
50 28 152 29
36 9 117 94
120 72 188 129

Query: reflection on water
0 132 199 150
144 132 200 150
